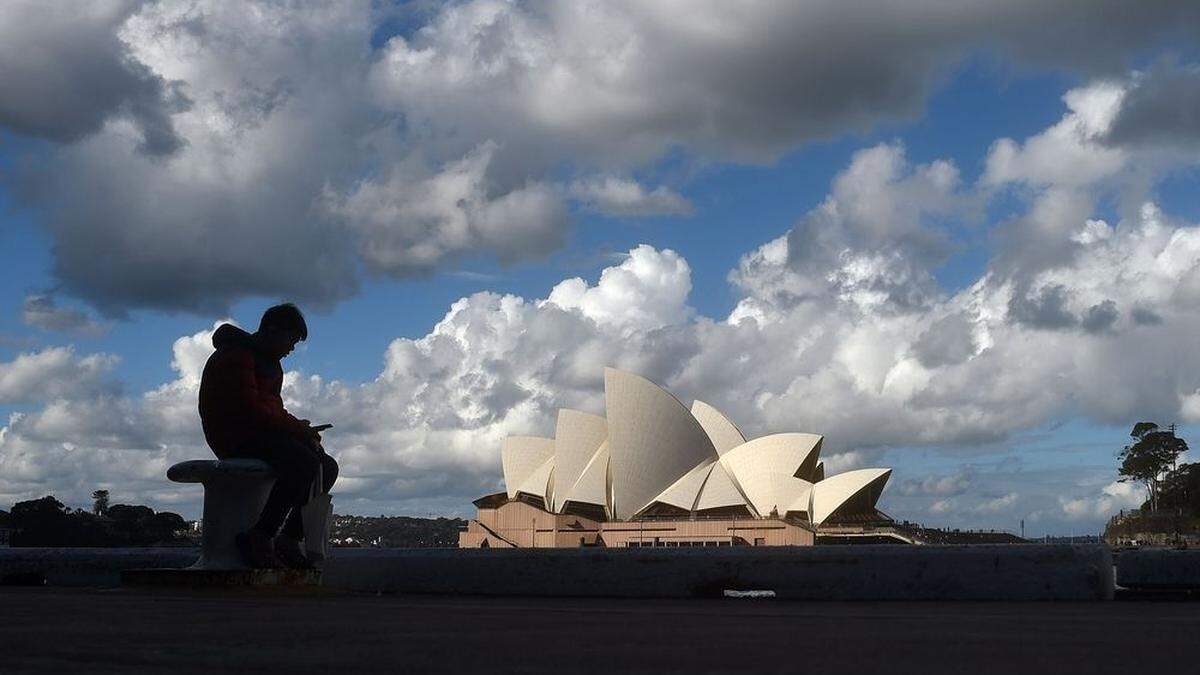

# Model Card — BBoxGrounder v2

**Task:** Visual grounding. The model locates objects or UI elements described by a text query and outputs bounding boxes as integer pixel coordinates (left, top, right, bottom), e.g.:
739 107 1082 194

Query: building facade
460 368 891 548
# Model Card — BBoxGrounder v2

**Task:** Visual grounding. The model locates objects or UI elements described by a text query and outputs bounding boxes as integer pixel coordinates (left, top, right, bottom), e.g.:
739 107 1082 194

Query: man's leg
279 449 338 540
229 434 320 566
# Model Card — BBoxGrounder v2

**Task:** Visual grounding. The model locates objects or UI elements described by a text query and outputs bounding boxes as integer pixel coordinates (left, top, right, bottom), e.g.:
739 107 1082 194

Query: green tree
91 489 110 516
1118 422 1188 511
1158 463 1200 513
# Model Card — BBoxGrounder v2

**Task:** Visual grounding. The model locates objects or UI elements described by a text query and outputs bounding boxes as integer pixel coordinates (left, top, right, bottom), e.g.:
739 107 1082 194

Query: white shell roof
515 457 555 506
644 458 717 513
690 400 747 455
695 461 757 515
501 436 555 499
721 433 822 516
492 368 892 525
604 368 719 519
809 468 892 526
563 440 610 510
551 409 608 512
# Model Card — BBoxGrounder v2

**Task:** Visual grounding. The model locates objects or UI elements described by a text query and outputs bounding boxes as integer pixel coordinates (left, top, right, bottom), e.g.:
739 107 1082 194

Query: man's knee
320 453 338 493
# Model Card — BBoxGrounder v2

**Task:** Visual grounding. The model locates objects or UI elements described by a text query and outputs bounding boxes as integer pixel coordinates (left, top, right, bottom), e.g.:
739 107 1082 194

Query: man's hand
297 419 322 448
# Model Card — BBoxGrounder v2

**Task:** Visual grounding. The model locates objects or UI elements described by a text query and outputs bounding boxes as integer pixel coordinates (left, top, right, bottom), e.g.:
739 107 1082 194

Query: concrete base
122 567 321 588
1117 548 1200 589
322 544 1114 601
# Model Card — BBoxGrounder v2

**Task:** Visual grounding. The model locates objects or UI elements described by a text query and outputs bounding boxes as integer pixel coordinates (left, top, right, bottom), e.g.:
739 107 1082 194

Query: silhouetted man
198 303 337 568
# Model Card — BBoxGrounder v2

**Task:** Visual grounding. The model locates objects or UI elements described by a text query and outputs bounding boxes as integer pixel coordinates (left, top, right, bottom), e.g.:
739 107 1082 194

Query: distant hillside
331 514 466 548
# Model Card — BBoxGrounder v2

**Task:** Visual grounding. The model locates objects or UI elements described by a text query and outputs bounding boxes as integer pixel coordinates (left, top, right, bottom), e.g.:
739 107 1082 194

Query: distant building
0 526 11 547
461 368 891 548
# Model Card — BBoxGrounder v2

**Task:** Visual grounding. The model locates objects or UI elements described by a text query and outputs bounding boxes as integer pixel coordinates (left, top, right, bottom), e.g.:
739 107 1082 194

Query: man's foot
235 530 279 569
273 536 315 570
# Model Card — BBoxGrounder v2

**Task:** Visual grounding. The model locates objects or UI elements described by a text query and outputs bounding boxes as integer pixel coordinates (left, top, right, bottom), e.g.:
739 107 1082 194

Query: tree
1118 422 1188 512
92 490 110 516
1157 463 1200 513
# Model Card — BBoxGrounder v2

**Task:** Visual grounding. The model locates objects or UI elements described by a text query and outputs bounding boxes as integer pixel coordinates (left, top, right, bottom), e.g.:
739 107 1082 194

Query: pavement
3 587 1198 674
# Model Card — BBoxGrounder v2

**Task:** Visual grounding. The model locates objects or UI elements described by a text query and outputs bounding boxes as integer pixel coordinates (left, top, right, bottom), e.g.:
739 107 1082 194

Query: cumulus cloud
728 143 973 323
569 177 692 217
899 469 973 497
7 66 1200 532
0 348 118 405
7 0 1200 314
1060 481 1144 521
329 143 568 273
21 294 110 337
0 0 188 154
973 492 1019 514
1105 62 1200 150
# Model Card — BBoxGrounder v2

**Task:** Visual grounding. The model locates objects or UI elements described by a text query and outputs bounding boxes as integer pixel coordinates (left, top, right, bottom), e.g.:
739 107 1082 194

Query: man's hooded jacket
198 324 309 458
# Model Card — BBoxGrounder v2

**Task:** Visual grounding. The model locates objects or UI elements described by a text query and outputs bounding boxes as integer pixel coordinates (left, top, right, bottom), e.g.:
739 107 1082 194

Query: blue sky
2 1 1200 536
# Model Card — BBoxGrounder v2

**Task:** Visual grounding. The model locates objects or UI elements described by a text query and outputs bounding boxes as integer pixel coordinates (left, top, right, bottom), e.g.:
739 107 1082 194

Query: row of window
623 540 738 547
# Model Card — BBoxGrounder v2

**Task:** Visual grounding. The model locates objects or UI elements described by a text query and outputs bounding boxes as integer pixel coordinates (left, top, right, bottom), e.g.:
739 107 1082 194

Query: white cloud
0 348 118 405
983 82 1128 189
1060 481 1145 521
899 470 972 497
328 142 569 274
930 499 954 515
6 68 1200 528
6 0 1200 313
545 245 693 333
973 492 1019 514
0 0 186 152
570 176 692 217
21 294 110 337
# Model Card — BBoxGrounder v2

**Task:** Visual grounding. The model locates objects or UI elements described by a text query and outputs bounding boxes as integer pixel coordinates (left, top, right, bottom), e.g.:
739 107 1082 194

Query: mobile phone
312 423 333 432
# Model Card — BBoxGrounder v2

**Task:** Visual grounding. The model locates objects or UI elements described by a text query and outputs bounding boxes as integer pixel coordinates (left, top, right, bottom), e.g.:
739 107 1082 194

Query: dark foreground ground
2 587 1197 674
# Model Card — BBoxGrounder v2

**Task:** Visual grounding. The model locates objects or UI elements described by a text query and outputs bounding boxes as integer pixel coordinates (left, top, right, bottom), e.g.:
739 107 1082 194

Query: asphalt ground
2 587 1196 674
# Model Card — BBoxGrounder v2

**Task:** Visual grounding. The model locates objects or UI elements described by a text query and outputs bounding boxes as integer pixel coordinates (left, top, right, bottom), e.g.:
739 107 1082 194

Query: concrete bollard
168 459 276 569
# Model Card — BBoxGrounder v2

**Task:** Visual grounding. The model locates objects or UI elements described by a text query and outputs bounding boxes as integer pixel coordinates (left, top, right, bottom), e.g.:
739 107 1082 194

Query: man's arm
213 349 312 440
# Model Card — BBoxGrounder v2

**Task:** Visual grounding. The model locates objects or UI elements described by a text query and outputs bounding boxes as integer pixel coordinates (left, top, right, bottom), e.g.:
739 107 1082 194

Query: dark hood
211 323 256 351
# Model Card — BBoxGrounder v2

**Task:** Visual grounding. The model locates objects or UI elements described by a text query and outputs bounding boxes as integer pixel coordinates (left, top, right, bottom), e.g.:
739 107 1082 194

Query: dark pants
227 433 338 539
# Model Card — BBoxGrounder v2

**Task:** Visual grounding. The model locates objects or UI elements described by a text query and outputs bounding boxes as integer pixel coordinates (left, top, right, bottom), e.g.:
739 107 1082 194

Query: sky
3 0 1200 536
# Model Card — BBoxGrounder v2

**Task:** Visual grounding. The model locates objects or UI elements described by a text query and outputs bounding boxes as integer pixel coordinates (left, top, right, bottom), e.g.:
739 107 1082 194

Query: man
198 303 337 568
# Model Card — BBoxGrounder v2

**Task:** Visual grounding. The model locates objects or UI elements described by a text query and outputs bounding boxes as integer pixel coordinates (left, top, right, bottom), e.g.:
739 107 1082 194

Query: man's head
255 303 307 359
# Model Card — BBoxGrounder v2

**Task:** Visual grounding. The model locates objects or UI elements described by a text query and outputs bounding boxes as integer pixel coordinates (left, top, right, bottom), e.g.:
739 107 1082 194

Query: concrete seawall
2 545 1114 600
0 548 198 586
1117 549 1200 589
322 545 1114 601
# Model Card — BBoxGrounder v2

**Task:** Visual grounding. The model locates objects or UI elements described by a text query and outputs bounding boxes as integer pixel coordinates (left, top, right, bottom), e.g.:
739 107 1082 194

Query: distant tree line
330 514 466 548
1 494 189 547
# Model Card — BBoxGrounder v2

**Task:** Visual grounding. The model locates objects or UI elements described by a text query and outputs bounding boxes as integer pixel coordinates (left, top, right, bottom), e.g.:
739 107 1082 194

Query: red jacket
198 324 309 458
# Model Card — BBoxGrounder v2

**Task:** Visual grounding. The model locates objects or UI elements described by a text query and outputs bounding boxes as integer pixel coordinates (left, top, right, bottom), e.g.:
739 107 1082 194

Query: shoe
235 530 280 569
273 536 315 570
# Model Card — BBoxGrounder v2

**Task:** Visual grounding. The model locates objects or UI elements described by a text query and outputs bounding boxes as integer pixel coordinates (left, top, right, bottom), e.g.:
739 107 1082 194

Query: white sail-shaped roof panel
515 457 555 506
644 459 717 513
501 436 555 499
690 400 747 455
605 368 720 519
810 468 892 526
551 409 608 512
695 462 756 515
775 478 814 517
785 483 813 516
721 433 823 516
564 441 610 509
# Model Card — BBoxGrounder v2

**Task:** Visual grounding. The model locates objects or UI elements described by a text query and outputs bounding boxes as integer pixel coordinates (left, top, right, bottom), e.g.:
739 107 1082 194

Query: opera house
460 368 892 548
